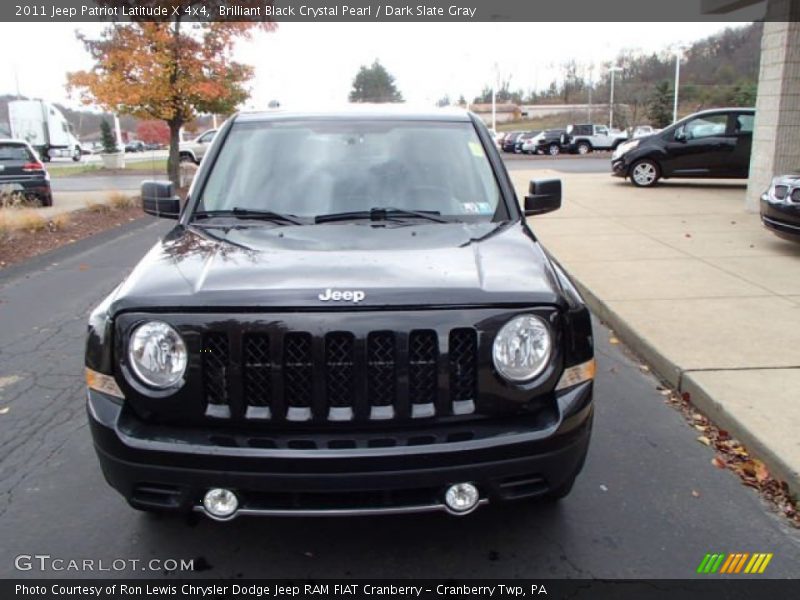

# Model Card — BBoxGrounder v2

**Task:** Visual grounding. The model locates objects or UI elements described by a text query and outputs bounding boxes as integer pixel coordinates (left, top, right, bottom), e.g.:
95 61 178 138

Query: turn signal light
85 368 124 399
555 358 596 391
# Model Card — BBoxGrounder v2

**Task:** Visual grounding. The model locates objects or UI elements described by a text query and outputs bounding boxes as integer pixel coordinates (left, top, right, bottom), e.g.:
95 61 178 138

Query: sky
0 21 752 112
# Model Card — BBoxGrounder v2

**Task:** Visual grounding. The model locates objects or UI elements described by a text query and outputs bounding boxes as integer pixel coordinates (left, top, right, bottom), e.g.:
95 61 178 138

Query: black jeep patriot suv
85 107 595 520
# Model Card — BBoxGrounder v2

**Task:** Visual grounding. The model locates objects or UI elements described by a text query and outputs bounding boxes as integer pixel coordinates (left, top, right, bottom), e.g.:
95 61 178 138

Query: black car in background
125 140 146 153
761 174 800 242
85 107 596 521
611 108 755 187
0 139 52 206
501 131 523 152
533 129 567 156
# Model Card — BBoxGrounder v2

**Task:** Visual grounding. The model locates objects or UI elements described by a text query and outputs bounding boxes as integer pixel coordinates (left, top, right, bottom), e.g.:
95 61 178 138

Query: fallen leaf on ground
697 436 711 446
0 407 8 415
609 337 620 345
753 460 770 483
692 490 700 498
639 364 650 372
712 456 726 469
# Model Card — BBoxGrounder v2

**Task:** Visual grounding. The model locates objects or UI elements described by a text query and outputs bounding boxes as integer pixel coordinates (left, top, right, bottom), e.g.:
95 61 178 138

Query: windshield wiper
192 207 303 225
315 207 447 224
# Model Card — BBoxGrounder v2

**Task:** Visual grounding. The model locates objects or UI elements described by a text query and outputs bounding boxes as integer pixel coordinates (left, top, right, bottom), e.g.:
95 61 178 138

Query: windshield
197 120 502 220
0 144 33 161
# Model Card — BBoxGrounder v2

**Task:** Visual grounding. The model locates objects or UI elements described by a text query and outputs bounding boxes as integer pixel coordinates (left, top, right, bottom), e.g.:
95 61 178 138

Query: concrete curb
571 277 800 497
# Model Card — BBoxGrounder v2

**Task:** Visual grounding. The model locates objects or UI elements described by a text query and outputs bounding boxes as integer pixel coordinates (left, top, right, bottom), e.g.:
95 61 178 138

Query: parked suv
85 107 595 520
0 139 51 206
611 108 754 187
179 129 217 164
562 124 627 154
525 129 567 156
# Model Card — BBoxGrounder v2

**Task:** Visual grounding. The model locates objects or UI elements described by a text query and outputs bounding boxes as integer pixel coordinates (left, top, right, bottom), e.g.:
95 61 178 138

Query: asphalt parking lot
0 217 798 579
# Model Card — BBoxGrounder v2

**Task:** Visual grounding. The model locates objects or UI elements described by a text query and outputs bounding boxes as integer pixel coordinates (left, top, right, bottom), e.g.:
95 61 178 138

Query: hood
109 221 565 313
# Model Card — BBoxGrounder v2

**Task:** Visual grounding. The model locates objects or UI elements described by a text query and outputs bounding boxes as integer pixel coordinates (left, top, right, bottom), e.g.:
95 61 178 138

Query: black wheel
39 193 53 207
179 153 194 164
72 146 81 162
630 159 661 187
548 143 560 156
576 141 591 155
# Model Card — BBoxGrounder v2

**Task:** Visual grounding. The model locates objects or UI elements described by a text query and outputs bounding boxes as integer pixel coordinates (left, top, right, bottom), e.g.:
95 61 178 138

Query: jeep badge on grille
318 288 366 303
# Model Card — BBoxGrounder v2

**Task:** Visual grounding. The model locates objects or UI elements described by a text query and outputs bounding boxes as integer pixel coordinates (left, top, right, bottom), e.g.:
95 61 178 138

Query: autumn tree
137 120 170 145
67 1 275 187
349 60 403 103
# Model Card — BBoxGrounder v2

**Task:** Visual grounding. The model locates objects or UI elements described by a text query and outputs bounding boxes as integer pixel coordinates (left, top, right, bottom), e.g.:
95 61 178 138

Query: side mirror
141 181 180 219
524 179 562 216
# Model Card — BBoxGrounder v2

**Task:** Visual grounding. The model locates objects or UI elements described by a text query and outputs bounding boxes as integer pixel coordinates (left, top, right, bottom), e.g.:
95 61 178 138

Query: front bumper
88 382 593 517
761 199 800 241
611 157 628 177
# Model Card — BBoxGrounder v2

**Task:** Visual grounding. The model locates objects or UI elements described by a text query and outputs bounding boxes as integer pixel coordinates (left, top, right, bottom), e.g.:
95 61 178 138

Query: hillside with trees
472 23 761 127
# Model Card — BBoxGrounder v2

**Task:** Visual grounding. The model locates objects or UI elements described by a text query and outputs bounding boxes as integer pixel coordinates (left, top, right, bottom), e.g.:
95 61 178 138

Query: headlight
613 139 639 159
493 315 552 382
128 321 187 389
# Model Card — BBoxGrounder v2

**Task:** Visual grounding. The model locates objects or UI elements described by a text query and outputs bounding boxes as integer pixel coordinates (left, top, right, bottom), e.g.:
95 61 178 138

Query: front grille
449 329 477 415
408 329 438 417
201 327 479 423
243 334 271 419
284 332 313 421
202 333 230 419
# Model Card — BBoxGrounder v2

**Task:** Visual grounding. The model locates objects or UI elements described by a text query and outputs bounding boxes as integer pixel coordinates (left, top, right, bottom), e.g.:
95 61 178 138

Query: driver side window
681 115 728 140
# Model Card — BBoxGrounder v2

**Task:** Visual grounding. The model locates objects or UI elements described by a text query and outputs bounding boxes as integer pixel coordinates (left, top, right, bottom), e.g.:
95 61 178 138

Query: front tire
72 146 81 162
548 144 560 156
576 141 591 155
630 159 661 187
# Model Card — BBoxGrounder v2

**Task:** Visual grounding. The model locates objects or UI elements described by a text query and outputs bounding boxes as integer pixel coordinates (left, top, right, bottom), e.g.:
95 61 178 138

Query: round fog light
444 483 480 514
203 488 239 520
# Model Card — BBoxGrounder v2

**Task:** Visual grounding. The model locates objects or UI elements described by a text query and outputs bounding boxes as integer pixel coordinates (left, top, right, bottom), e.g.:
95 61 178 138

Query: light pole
673 45 686 124
608 66 622 129
491 62 499 131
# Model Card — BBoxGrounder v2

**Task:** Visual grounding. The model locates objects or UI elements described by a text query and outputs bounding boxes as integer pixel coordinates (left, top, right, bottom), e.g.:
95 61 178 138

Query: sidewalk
512 169 800 494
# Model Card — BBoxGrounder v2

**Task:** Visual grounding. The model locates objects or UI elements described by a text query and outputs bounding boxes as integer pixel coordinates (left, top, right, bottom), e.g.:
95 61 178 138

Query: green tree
349 60 403 103
648 81 674 128
100 119 118 154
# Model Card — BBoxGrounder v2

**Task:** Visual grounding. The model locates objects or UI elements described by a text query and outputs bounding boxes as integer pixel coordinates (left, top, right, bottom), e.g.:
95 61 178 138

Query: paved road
51 174 167 193
503 155 611 173
0 221 798 579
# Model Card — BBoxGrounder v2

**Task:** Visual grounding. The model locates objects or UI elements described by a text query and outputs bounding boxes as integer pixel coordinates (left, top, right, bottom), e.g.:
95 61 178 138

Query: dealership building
705 0 800 209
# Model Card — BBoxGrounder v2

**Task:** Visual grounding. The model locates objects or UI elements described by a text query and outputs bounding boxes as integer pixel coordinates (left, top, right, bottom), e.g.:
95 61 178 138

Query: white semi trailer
8 100 82 162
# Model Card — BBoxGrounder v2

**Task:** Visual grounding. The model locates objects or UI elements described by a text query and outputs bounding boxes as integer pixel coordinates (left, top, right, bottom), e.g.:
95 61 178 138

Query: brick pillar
746 1 800 211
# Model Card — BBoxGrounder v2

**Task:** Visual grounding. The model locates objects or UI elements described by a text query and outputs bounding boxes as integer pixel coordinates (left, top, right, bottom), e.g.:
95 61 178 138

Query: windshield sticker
468 141 485 157
476 202 494 214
